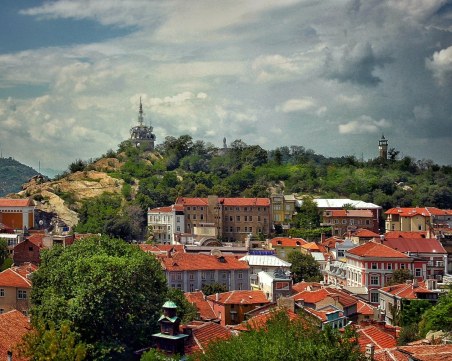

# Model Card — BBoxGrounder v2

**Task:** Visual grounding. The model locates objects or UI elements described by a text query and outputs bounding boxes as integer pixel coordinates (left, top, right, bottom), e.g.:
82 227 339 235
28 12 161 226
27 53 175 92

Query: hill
0 157 38 196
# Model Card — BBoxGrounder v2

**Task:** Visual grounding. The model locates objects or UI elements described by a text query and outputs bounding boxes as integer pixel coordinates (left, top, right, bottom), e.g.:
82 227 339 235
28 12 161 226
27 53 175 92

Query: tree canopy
30 236 168 360
287 251 322 283
419 289 452 336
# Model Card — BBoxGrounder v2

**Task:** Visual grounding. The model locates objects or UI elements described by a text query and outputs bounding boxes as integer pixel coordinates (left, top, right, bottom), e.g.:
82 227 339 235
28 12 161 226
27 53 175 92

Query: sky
0 0 451 173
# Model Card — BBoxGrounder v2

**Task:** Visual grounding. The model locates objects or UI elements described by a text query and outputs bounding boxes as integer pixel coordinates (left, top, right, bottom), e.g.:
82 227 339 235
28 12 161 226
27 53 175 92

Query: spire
138 97 144 126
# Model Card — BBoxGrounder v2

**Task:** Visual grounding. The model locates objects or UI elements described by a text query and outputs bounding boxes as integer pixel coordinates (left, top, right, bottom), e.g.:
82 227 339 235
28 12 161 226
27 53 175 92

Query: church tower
378 134 388 160
129 98 156 151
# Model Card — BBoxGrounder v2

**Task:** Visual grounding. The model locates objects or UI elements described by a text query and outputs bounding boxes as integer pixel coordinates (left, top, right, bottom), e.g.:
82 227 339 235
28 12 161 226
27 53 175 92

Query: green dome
162 300 178 309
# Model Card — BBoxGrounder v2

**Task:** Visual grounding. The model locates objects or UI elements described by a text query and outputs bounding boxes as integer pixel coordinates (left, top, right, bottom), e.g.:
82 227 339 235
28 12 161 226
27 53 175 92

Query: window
415 268 422 277
200 207 204 211
418 225 422 231
229 216 233 221
238 283 243 290
189 284 195 292
189 272 195 280
236 216 240 221
29 247 34 252
0 309 4 314
193 214 197 220
187 207 191 211
201 272 206 280
249 227 252 232
337 250 345 257
238 272 243 279
236 227 240 232
244 216 248 221
371 262 378 269
400 264 406 269
366 220 370 225
249 216 252 221
244 227 248 232
370 275 379 285
342 219 347 224
0 288 4 297
334 219 339 224
386 263 392 270
370 292 379 303
18 290 27 299
258 216 261 221
200 214 204 220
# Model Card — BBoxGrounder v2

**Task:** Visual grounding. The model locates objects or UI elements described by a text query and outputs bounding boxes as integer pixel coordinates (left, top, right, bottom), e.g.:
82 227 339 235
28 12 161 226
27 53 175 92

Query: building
301 306 347 330
147 205 184 244
175 196 271 242
0 310 30 361
256 269 293 302
183 291 217 322
159 251 250 292
378 279 441 325
0 264 36 315
206 290 270 326
270 193 296 229
378 134 389 160
0 198 35 231
129 98 156 151
385 207 452 233
382 236 448 280
239 254 291 277
321 209 377 236
0 233 24 255
267 237 308 260
345 241 427 304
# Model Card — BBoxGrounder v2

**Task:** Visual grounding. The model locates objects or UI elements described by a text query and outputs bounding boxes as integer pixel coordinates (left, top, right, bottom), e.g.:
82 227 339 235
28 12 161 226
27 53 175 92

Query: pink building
345 241 427 305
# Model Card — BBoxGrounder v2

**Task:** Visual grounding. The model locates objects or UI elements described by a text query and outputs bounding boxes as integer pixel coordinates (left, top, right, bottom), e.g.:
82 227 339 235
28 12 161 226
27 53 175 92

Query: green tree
287 251 322 282
18 321 87 361
196 311 364 361
419 290 452 336
386 269 412 286
202 283 228 296
30 236 168 360
166 288 198 323
294 197 320 229
0 239 8 267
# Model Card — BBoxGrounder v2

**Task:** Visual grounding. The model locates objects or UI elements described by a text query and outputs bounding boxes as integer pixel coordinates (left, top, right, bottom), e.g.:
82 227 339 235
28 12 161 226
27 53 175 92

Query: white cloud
280 97 316 113
426 46 452 86
387 0 446 21
338 116 390 135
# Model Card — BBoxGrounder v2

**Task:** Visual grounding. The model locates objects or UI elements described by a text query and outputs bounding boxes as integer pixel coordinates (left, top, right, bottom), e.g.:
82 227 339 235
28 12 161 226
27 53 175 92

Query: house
147 205 184 244
270 193 296 229
378 279 441 325
232 306 299 332
0 233 24 255
385 207 452 234
267 237 307 260
159 251 250 292
206 290 270 326
184 291 217 322
175 196 272 242
0 198 35 231
321 209 377 236
183 321 231 354
356 324 397 355
349 229 380 245
256 269 293 302
301 305 347 330
382 236 448 280
0 264 35 315
345 241 427 304
0 309 31 361
239 254 291 290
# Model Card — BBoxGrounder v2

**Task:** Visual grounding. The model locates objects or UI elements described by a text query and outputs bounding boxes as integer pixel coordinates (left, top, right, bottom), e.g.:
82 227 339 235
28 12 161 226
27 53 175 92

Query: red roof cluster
352 229 380 237
383 237 446 254
0 198 34 207
303 306 343 322
160 253 249 271
321 236 344 249
176 197 270 207
328 210 373 218
292 287 357 308
385 207 452 217
0 268 32 289
347 241 409 258
207 290 270 305
380 281 438 299
357 325 397 351
147 204 184 213
184 291 216 321
0 310 31 361
292 281 323 293
384 231 427 239
184 321 231 354
269 237 307 248
232 307 299 331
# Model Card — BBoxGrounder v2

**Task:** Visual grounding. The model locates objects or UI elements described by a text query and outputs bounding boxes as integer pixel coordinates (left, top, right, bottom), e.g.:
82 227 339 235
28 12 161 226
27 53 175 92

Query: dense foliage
0 156 38 196
287 251 322 283
30 236 168 360
419 289 452 336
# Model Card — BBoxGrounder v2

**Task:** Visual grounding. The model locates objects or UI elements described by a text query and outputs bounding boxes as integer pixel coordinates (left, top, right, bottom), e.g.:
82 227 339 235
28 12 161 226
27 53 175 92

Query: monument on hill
129 97 156 151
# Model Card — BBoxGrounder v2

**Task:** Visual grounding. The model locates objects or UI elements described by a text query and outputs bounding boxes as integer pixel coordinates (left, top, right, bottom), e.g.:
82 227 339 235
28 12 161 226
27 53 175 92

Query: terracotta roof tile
269 237 307 247
233 307 299 331
292 281 323 293
321 237 344 248
10 263 38 279
302 242 321 251
385 207 450 217
383 237 447 254
0 268 32 288
0 310 31 361
291 288 330 303
148 205 184 213
353 229 380 237
357 325 397 351
347 241 409 258
184 291 217 321
160 253 249 271
397 344 452 361
330 210 373 217
207 290 270 305
25 234 45 247
0 198 34 207
384 231 428 239
184 322 231 354
357 300 376 316
380 281 438 299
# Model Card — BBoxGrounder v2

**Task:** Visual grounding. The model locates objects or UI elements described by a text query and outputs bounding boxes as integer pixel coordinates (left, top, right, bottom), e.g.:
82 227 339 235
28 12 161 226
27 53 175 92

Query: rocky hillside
0 157 38 196
16 162 124 227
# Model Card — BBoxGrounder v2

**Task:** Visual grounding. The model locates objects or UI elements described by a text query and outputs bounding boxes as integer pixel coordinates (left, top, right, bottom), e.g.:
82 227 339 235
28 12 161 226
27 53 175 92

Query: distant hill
0 157 39 196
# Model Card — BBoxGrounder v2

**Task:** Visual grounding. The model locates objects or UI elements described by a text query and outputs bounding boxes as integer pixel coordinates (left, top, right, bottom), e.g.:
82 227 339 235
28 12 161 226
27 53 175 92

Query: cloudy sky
0 0 451 172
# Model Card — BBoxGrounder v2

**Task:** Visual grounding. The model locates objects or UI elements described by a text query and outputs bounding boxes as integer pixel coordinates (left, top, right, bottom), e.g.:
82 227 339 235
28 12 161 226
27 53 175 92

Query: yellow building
385 207 451 233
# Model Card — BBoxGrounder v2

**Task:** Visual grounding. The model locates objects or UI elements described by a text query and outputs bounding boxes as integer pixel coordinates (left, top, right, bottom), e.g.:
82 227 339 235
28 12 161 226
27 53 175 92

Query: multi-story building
0 263 36 315
270 193 296 229
0 198 35 231
385 207 452 233
321 209 377 236
147 205 184 244
378 279 440 325
267 237 307 260
175 196 271 242
345 241 426 305
159 250 250 292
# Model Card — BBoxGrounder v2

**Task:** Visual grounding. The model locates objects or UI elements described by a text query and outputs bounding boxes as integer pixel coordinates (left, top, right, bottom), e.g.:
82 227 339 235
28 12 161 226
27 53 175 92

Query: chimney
7 351 12 361
365 344 375 360
215 293 219 302
412 278 418 288
379 235 384 244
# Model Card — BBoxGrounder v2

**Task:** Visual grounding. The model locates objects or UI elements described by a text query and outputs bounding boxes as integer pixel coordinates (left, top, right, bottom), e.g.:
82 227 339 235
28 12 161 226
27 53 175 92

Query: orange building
0 198 35 231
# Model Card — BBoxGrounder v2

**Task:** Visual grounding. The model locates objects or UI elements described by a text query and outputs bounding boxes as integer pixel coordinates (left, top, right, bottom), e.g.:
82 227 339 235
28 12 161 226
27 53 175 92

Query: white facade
147 206 184 244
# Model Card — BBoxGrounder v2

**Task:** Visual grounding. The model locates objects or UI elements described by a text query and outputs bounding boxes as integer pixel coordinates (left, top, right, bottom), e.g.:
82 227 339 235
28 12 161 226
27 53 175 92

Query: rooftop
269 237 307 248
239 255 291 268
0 198 34 207
347 241 409 259
380 281 439 299
160 253 249 271
382 237 447 254
207 290 270 305
0 310 31 361
184 291 217 321
176 197 270 207
0 268 32 288
385 207 452 217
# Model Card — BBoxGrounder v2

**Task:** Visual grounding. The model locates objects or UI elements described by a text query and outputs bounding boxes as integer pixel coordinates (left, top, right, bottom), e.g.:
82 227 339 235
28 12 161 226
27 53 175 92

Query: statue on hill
130 97 156 151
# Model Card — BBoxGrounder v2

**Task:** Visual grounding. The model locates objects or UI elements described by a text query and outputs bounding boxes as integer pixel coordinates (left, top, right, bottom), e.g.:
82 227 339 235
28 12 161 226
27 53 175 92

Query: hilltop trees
29 236 168 360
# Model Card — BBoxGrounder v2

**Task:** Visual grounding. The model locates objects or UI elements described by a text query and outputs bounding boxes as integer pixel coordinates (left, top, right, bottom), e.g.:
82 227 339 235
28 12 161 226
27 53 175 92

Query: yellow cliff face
17 169 125 227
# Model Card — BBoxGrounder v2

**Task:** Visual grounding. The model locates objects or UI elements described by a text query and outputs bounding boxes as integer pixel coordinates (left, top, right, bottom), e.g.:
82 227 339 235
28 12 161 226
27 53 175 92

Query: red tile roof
176 197 270 207
184 291 217 321
380 281 438 299
357 300 375 316
329 210 373 217
291 288 330 303
385 207 452 217
0 268 32 288
0 310 31 361
303 306 343 322
232 307 299 331
292 281 323 293
384 231 428 239
25 234 45 247
382 237 447 254
302 242 321 251
352 229 380 237
397 344 452 361
207 290 270 305
321 237 344 248
11 263 38 279
184 321 232 354
148 204 184 213
357 325 397 351
160 253 249 271
347 241 409 258
0 198 34 207
269 237 307 248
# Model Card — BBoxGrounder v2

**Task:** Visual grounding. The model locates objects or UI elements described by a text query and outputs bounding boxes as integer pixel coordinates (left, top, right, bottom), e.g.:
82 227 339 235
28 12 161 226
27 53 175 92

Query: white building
147 205 184 244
